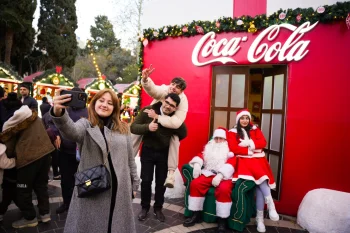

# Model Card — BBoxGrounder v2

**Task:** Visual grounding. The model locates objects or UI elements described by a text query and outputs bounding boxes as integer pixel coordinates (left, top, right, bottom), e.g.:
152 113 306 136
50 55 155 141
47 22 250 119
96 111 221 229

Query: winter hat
236 109 251 124
19 83 31 90
2 92 22 111
213 128 226 139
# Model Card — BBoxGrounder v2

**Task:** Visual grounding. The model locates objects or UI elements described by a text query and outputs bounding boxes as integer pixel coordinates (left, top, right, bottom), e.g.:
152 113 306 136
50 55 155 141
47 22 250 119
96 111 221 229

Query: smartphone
61 90 87 109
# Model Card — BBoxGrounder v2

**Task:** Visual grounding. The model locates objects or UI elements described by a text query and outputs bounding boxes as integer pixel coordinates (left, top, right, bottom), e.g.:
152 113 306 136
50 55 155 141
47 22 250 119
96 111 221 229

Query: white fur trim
249 139 256 150
213 129 226 139
248 149 253 156
232 175 276 189
3 105 32 131
237 151 265 158
236 111 251 124
218 164 235 179
216 201 232 218
227 152 234 158
188 196 205 211
189 156 203 167
252 125 257 130
229 128 237 133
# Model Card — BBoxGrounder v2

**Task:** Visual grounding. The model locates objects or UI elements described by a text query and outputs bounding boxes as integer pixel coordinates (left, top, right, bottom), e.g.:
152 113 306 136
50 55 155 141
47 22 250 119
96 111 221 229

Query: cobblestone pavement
0 180 307 233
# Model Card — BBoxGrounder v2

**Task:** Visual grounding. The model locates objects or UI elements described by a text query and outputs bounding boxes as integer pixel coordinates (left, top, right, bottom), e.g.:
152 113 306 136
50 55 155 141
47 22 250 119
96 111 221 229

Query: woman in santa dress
227 109 279 233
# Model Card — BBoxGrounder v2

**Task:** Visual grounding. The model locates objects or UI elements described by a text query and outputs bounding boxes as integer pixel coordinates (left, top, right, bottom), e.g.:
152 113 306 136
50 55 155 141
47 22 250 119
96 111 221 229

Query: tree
36 0 78 68
0 0 36 65
120 63 138 84
90 15 120 53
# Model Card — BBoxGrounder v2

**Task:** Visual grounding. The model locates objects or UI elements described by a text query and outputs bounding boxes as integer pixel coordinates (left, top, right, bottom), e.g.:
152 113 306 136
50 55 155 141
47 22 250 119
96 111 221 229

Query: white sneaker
39 213 51 223
12 217 38 228
256 210 266 233
265 195 279 221
164 172 175 188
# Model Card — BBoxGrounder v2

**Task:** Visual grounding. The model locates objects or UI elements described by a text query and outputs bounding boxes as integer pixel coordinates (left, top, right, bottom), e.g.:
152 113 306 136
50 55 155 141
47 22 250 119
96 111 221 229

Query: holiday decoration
216 21 221 28
248 21 257 33
296 14 302 23
347 13 350 29
196 25 204 34
153 31 159 37
143 38 149 47
236 19 244 26
163 27 168 33
182 26 188 32
52 76 60 85
316 6 325 14
279 12 286 20
56 66 62 74
87 39 104 79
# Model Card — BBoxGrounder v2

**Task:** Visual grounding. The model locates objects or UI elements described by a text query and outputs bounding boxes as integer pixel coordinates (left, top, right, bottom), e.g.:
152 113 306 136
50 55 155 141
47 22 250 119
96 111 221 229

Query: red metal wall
141 22 350 215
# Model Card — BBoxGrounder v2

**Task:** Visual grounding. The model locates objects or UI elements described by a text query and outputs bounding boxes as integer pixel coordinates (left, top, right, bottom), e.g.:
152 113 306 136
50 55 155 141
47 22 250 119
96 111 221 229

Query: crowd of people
0 65 279 233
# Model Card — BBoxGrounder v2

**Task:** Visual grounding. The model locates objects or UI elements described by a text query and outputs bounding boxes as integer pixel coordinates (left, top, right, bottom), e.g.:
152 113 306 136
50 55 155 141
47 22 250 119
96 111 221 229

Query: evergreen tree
36 0 78 68
0 0 36 65
90 15 120 52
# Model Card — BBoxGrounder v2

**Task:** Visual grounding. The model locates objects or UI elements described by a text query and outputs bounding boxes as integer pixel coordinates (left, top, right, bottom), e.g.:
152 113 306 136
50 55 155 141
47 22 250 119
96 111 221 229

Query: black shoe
217 217 227 233
154 209 165 222
56 204 69 214
183 211 202 227
138 209 148 221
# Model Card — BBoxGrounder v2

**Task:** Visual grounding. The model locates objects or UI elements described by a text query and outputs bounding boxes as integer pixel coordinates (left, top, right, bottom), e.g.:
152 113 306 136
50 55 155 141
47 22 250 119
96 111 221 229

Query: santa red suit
188 128 236 218
227 114 276 189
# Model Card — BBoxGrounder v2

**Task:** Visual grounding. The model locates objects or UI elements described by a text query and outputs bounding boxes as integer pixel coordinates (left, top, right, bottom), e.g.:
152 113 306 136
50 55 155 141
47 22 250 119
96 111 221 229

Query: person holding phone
51 89 139 233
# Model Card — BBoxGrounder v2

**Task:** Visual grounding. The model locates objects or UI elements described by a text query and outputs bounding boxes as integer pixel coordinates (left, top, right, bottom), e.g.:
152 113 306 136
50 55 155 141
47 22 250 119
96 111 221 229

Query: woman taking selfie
51 89 139 233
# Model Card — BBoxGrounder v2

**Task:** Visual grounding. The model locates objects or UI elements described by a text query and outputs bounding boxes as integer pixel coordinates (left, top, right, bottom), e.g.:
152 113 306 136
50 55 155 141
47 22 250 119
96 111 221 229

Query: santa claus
183 128 236 233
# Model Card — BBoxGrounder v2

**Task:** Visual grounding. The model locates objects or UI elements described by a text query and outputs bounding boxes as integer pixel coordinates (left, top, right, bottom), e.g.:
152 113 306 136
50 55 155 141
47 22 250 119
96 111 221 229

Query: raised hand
53 89 71 116
141 64 155 82
148 118 158 132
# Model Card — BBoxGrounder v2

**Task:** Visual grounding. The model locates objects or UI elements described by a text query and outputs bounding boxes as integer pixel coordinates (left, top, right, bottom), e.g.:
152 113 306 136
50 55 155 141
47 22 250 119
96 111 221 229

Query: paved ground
0 180 307 233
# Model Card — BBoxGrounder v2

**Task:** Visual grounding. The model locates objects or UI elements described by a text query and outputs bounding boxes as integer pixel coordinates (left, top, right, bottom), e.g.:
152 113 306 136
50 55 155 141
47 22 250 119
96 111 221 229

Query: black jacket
40 102 51 117
130 101 187 150
21 96 38 111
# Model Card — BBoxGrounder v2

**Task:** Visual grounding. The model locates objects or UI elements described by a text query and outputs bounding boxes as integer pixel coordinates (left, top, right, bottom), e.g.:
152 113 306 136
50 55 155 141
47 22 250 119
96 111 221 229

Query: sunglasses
164 100 176 108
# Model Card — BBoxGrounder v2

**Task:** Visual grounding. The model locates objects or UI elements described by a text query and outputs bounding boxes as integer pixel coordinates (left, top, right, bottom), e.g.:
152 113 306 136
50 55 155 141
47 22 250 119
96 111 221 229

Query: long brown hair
88 89 129 134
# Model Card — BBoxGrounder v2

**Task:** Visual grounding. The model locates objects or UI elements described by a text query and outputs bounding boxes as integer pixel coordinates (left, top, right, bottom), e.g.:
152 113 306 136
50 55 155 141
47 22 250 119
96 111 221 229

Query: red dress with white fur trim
227 126 276 189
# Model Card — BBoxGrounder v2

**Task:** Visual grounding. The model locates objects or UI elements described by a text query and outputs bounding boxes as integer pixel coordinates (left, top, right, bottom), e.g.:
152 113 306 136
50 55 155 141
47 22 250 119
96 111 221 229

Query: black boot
183 211 202 227
138 208 149 221
217 217 227 233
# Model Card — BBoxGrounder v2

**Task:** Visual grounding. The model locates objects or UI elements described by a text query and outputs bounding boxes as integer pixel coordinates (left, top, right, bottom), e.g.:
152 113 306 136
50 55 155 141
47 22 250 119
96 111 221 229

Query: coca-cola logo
192 21 318 66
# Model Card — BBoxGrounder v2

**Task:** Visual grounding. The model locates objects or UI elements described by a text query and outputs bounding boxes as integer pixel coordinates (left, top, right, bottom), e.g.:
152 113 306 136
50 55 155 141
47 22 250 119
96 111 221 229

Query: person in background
54 87 88 214
19 83 38 111
51 89 139 233
40 97 51 117
131 93 187 222
0 92 54 228
227 109 279 233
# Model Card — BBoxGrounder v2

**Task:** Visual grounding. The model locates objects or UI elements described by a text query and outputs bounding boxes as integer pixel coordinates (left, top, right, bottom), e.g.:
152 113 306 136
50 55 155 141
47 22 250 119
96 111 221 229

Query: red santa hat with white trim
212 127 227 139
236 109 251 124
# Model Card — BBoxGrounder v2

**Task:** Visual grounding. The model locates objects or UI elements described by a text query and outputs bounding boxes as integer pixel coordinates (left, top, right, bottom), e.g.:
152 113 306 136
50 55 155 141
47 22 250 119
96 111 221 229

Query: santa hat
236 109 251 124
212 128 226 139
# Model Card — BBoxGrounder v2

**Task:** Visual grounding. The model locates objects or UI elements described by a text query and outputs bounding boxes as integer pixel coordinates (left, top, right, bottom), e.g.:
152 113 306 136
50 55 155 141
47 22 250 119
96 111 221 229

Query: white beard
202 140 229 173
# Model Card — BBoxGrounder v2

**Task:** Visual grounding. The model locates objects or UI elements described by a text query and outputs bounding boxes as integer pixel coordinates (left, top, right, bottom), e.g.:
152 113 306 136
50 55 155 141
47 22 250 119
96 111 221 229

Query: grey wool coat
51 110 140 233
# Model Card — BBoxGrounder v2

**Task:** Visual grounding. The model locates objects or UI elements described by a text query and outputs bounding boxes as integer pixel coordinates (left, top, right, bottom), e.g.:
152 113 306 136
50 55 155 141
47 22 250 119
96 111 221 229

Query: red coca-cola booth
139 2 350 216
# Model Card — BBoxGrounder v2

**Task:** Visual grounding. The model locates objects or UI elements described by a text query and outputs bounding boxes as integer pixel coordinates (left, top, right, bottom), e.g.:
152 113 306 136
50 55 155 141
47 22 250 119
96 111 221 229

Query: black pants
140 145 168 211
51 149 60 177
58 150 79 205
0 178 18 215
17 155 51 220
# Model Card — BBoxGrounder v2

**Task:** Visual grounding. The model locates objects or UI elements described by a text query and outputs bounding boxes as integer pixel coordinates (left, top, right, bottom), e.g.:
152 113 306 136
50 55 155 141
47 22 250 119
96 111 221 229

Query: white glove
212 173 224 187
193 163 202 178
238 138 250 147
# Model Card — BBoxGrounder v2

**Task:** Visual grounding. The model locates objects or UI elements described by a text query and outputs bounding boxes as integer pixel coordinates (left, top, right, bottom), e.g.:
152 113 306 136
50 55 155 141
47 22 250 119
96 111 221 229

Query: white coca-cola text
191 21 318 66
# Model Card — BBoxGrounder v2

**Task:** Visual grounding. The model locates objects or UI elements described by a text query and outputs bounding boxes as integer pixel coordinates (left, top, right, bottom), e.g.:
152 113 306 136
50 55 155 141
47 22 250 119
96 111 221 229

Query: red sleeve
226 156 237 169
227 131 249 155
251 128 267 149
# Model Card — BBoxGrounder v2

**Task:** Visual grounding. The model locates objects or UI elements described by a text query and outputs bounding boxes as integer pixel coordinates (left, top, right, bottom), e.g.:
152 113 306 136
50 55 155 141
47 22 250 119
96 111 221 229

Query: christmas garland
0 62 23 81
85 78 117 93
137 1 350 99
33 69 75 87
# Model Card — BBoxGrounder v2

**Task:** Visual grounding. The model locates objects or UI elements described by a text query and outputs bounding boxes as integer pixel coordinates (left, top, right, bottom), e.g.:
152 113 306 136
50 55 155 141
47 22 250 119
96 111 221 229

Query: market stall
0 62 23 95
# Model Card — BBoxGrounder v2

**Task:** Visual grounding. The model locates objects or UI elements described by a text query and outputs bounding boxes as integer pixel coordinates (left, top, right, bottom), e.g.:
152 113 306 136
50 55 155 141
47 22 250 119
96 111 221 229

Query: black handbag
74 155 111 198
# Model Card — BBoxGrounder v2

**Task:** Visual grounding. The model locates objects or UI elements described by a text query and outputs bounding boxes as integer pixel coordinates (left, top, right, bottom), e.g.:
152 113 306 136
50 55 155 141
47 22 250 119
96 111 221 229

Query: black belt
210 170 218 175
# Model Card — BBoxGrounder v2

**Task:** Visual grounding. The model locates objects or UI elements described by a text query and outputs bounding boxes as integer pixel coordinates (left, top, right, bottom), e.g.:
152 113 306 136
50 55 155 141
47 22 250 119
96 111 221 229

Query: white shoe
265 195 279 221
256 210 266 232
164 172 175 188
